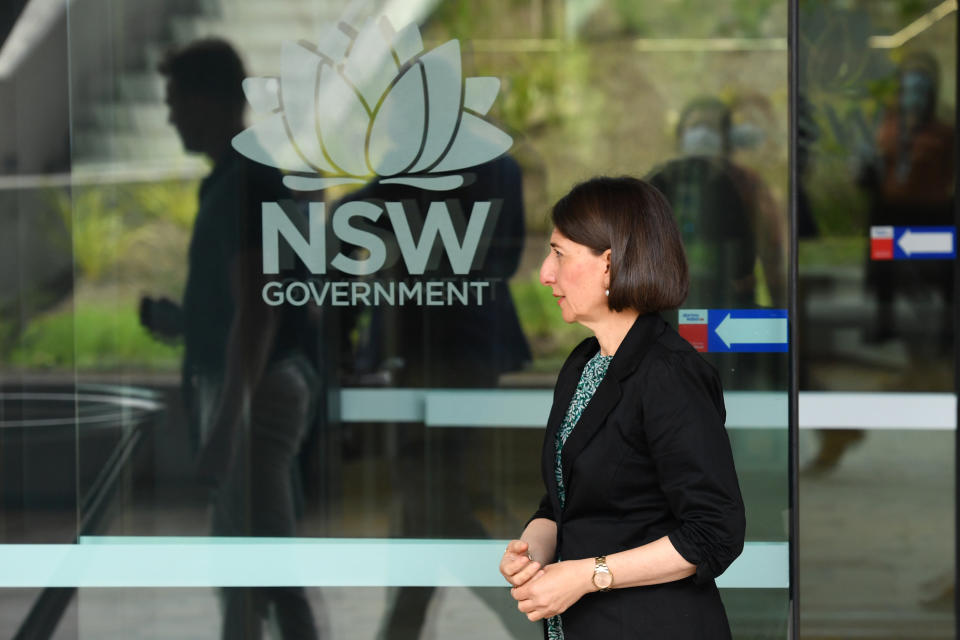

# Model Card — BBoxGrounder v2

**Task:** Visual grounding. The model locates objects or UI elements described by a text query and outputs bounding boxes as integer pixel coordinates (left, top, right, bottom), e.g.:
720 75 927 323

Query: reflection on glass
799 1 955 637
337 155 533 638
648 95 788 310
799 2 955 394
860 51 954 350
2 0 792 637
145 39 321 639
646 94 790 574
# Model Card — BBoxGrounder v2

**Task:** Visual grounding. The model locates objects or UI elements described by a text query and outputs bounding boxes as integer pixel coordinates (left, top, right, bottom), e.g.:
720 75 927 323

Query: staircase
69 0 349 178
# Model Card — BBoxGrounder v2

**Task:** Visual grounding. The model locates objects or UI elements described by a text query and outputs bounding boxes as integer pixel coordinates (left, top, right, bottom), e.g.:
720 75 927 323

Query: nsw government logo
231 15 513 191
237 15 517 309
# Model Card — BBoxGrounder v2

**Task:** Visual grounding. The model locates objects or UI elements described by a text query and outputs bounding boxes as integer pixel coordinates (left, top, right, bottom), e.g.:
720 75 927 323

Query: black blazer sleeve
641 351 746 585
527 493 554 525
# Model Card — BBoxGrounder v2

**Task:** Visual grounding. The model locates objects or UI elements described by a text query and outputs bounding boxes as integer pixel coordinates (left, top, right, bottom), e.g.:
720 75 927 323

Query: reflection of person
648 96 787 309
345 154 531 388
141 39 319 639
808 53 956 474
854 51 955 604
795 92 863 475
795 94 821 240
336 155 532 639
500 177 745 639
648 96 788 395
858 51 954 346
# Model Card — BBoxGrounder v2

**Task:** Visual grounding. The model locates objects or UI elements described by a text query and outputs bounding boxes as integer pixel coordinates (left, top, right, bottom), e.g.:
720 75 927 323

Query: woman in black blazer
499 177 746 639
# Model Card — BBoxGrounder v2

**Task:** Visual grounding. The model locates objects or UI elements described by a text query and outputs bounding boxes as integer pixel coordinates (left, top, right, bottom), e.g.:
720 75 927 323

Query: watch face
594 571 613 589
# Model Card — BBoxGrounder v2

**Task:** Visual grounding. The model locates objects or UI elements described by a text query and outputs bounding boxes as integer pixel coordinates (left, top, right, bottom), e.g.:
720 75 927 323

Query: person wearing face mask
854 49 956 609
859 51 954 347
679 118 725 157
646 97 788 396
648 97 787 314
647 99 755 311
807 53 954 474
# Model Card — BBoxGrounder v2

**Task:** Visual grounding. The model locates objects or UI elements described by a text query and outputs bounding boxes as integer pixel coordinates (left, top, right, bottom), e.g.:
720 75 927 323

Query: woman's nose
539 256 555 286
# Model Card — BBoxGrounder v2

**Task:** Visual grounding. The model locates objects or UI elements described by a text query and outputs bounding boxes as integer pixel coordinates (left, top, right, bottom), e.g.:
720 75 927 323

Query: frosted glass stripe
338 389 956 430
0 539 787 589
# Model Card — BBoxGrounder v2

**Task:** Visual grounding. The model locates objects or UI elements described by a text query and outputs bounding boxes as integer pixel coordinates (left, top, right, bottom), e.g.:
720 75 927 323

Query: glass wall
5 0 791 637
797 0 955 637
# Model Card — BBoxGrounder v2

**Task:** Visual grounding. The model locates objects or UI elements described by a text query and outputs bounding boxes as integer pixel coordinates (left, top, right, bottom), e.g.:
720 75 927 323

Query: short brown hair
552 176 689 313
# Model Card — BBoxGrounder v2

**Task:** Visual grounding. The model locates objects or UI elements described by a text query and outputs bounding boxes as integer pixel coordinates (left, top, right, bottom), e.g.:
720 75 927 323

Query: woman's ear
601 249 612 289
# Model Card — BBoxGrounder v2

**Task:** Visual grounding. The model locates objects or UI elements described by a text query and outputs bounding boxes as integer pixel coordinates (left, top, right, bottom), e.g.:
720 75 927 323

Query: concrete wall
0 0 203 175
0 7 69 175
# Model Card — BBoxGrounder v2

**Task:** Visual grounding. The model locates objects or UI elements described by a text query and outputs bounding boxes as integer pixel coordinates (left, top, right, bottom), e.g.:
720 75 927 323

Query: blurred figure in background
345 154 531 390
141 39 320 640
809 51 957 474
338 154 533 639
857 51 954 348
854 49 955 605
649 96 787 311
648 96 787 392
793 93 867 475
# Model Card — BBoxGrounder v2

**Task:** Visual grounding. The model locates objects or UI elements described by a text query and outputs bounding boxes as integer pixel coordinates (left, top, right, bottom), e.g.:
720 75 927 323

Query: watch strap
593 555 613 591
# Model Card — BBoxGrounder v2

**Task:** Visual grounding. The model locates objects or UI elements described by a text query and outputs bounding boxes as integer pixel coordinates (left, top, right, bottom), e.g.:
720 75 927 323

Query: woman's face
539 229 610 325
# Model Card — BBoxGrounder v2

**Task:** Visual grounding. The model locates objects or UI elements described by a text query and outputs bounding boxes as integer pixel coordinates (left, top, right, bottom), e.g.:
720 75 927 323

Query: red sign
678 309 709 353
870 226 894 261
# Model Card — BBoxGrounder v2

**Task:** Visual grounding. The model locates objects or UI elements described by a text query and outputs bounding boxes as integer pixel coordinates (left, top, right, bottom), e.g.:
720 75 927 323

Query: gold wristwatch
592 556 614 591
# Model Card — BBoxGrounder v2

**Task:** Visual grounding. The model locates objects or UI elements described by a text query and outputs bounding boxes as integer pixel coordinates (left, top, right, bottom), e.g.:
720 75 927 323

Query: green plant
123 180 198 229
53 188 129 281
612 0 781 38
52 180 199 282
9 301 181 370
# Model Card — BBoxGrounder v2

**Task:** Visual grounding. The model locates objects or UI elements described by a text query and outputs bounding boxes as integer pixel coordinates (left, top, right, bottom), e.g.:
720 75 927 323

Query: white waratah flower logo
231 16 513 191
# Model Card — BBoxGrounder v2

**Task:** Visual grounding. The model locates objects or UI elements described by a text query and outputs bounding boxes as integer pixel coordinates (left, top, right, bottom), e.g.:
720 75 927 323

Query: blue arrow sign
707 309 788 353
893 226 955 260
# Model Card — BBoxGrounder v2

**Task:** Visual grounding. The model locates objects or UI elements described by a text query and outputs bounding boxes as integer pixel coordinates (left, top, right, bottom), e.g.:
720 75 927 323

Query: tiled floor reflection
27 586 791 639
799 430 954 639
48 586 537 640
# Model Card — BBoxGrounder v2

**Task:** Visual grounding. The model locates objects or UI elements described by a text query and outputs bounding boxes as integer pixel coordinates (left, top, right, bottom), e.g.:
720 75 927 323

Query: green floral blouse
548 350 614 640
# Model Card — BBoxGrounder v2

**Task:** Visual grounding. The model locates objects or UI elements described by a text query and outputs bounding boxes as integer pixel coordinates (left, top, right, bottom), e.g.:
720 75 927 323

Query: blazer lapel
542 344 594 515
559 376 621 484
559 313 668 488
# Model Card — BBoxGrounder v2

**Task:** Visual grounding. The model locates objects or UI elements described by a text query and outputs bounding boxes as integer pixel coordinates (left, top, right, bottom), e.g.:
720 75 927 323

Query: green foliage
8 301 181 371
799 236 866 268
894 0 936 25
53 180 198 281
425 0 491 39
497 52 567 137
53 188 128 281
730 0 781 37
12 178 196 370
610 0 781 38
806 157 869 236
123 180 198 229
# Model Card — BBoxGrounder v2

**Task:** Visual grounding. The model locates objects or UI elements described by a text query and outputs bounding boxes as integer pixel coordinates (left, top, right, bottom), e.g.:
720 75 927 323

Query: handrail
8 386 162 640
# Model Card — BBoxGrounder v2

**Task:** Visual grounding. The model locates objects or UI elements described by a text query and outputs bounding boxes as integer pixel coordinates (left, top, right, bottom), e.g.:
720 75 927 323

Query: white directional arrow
897 229 954 256
715 313 788 348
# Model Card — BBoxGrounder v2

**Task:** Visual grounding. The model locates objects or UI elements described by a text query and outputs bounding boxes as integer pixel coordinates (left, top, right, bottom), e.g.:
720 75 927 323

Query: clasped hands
498 540 595 622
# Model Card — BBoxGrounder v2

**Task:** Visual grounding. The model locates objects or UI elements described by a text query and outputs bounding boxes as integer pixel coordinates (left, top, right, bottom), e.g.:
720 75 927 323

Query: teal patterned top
547 350 614 640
